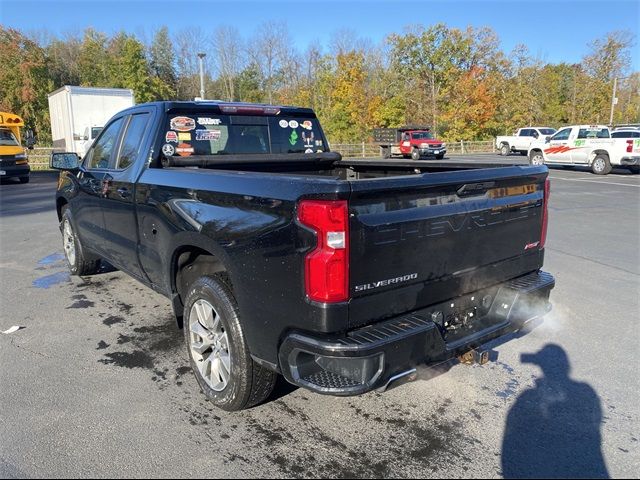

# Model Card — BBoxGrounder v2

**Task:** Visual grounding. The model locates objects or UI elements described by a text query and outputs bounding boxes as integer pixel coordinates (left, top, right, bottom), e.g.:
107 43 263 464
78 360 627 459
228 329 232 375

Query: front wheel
184 275 277 411
411 148 421 160
591 155 611 175
61 207 101 276
19 176 29 184
529 151 544 166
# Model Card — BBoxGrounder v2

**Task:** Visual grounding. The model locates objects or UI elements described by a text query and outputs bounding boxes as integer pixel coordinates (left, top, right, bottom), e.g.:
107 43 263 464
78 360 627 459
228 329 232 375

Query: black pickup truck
52 101 554 411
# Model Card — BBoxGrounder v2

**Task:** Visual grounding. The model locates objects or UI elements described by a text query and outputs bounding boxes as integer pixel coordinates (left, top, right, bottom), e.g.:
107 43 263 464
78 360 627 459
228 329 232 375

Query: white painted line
549 176 640 188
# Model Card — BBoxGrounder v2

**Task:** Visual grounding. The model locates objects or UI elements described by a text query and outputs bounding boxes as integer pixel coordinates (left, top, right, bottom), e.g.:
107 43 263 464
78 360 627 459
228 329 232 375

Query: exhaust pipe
376 368 417 393
458 348 489 366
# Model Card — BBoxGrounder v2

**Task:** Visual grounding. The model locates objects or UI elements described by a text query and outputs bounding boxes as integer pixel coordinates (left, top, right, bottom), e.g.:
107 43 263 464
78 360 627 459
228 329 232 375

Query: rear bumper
0 164 30 179
620 157 640 166
279 270 554 395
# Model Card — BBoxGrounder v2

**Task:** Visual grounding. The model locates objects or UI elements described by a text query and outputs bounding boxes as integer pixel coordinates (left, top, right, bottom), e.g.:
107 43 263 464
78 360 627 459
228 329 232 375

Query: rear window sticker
315 139 323 147
302 131 314 147
288 120 299 129
176 143 194 157
165 131 178 143
170 116 196 131
162 144 175 156
301 120 313 130
178 132 191 141
289 130 299 146
195 129 221 141
197 117 222 126
279 119 289 128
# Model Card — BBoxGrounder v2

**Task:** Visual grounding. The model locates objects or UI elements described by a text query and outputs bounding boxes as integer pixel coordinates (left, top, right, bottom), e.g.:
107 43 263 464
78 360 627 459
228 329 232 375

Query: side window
85 118 124 169
519 129 528 137
551 128 571 141
597 129 610 138
116 113 150 170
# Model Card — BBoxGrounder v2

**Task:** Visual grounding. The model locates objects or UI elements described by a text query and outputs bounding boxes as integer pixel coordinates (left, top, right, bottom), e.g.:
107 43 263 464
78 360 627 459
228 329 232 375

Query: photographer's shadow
501 344 609 479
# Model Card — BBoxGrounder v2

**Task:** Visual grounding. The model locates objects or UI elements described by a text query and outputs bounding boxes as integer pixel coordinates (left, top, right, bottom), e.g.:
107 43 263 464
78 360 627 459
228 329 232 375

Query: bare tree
175 27 209 100
211 26 244 101
248 21 290 104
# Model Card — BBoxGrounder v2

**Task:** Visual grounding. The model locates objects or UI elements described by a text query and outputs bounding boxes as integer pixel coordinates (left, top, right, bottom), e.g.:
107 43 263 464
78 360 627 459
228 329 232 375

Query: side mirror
545 136 551 143
50 152 80 170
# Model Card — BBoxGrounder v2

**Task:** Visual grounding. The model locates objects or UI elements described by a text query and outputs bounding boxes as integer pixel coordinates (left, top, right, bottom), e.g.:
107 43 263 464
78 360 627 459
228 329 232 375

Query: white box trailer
48 86 135 156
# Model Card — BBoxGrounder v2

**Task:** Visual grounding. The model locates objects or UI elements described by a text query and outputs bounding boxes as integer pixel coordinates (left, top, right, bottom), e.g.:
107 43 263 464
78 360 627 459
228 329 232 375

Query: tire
381 147 391 159
60 207 101 276
628 166 639 174
436 153 445 160
411 148 421 160
500 143 510 156
529 150 544 166
591 155 611 175
19 176 29 184
183 274 277 411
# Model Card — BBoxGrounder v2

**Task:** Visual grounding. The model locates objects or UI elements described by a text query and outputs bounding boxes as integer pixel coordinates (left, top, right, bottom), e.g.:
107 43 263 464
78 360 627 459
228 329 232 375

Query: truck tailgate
348 165 548 328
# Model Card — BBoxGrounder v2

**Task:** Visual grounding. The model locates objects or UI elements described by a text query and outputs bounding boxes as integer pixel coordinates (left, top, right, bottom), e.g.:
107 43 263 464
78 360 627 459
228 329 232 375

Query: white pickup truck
528 125 640 175
496 127 557 156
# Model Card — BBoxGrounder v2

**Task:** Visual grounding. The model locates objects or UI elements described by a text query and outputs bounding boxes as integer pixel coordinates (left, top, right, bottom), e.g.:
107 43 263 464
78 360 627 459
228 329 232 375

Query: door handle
117 187 131 198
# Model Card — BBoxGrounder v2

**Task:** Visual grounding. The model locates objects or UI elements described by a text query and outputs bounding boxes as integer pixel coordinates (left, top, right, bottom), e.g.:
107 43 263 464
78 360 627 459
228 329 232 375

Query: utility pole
609 77 618 126
197 52 206 100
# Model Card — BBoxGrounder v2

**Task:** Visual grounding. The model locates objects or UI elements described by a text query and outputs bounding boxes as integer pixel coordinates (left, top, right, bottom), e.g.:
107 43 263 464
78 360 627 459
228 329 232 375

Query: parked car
611 127 640 139
496 127 557 156
52 101 555 411
373 126 447 159
528 125 640 174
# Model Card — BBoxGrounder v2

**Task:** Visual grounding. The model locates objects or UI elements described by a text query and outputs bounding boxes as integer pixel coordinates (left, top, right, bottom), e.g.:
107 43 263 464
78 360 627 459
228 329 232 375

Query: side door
543 127 574 164
400 132 411 155
570 127 610 165
73 116 126 256
99 111 154 280
514 129 531 150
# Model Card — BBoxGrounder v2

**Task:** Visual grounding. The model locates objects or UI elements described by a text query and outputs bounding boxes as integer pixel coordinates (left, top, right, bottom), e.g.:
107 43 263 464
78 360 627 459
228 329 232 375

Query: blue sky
2 0 639 70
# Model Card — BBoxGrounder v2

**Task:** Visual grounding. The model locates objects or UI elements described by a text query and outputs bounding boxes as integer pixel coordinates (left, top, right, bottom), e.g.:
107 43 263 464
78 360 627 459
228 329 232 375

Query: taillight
627 140 633 153
297 200 349 303
540 178 550 249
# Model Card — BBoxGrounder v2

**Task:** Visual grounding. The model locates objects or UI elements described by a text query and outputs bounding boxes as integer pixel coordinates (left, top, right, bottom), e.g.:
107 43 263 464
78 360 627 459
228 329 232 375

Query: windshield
0 128 19 146
161 114 327 157
539 129 556 135
411 132 434 140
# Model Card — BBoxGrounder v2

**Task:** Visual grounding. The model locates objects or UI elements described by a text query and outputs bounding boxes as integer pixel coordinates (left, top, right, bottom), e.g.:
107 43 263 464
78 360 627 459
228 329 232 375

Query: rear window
161 114 327 158
578 128 610 139
539 129 556 135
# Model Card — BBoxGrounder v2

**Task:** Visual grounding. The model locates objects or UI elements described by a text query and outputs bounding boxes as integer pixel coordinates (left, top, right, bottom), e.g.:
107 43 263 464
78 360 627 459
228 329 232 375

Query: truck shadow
501 343 609 478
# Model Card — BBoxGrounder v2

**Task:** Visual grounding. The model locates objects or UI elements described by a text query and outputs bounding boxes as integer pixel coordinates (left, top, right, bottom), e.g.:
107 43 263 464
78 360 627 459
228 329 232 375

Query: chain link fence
26 140 497 170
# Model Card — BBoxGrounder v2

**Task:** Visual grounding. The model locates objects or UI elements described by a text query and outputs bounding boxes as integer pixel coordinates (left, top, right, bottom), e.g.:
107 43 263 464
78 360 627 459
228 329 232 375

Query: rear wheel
19 176 29 184
381 147 391 159
591 155 611 175
60 207 101 275
529 151 544 166
411 148 421 160
500 143 510 156
183 275 277 411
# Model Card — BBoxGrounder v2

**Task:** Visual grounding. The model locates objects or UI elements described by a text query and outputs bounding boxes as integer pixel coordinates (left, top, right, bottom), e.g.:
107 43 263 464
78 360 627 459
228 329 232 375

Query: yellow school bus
0 112 33 183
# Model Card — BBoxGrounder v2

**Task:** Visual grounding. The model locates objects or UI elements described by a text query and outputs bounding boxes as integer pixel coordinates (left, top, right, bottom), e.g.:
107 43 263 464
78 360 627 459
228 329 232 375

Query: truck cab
0 112 34 183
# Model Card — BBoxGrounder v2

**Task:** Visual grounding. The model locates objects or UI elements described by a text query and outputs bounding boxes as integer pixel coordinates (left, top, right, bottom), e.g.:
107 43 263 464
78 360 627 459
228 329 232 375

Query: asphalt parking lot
1 156 639 478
